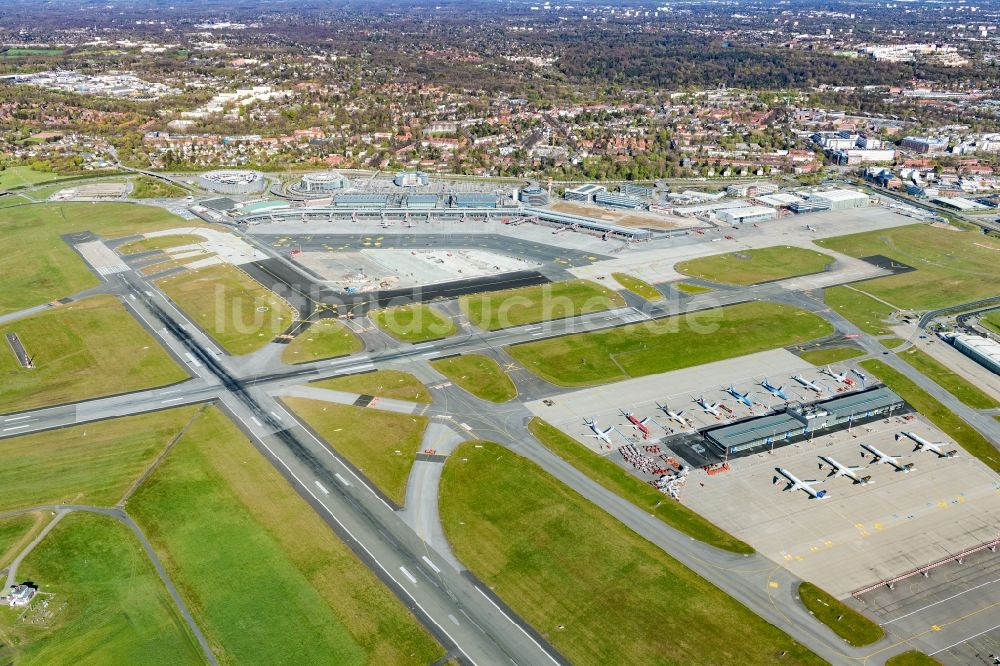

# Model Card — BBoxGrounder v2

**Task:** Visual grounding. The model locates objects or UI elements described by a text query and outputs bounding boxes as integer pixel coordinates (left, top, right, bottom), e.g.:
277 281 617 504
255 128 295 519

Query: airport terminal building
703 387 907 457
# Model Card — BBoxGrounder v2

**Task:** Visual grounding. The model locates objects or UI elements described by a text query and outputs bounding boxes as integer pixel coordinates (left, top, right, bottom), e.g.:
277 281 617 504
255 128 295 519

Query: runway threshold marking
161 397 183 404
334 473 350 486
400 566 418 584
315 481 330 495
3 415 33 422
250 417 263 427
422 556 441 573
2 424 30 432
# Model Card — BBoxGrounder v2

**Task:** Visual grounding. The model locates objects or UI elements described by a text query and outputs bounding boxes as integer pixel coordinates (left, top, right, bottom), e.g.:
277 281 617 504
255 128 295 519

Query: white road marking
314 481 329 495
531 331 546 336
883 576 1000 625
2 424 30 432
184 352 203 368
422 556 441 573
161 397 183 404
400 566 417 584
421 351 439 357
475 586 560 665
460 423 473 431
929 622 1000 655
3 415 33 422
270 410 284 421
160 389 181 395
334 473 350 486
448 614 460 626
250 417 263 427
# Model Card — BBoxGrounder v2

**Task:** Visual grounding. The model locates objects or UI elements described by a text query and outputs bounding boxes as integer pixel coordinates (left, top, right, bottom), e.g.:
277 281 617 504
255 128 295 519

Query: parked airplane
694 395 721 417
860 443 915 473
805 224 817 233
656 403 688 426
896 432 957 458
759 378 788 401
584 419 615 446
852 368 867 388
621 410 651 438
774 468 828 499
725 385 754 407
818 455 873 485
821 366 854 385
792 374 824 394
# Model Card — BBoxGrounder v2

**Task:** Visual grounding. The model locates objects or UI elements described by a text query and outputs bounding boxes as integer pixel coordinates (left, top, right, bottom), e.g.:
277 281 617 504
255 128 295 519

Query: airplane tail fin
815 490 827 499
946 450 958 458
859 475 873 484
902 462 916 472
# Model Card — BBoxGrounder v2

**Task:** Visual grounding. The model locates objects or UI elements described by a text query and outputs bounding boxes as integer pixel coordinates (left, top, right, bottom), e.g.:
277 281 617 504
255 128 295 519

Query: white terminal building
719 205 777 226
291 171 349 195
198 169 266 195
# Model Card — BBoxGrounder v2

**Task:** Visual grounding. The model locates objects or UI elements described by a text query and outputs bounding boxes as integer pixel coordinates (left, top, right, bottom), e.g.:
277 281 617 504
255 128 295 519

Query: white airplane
852 368 867 387
805 224 817 233
584 419 615 446
694 395 721 417
896 432 957 458
860 443 915 473
821 366 853 385
725 385 754 407
818 455 873 485
656 403 688 425
759 378 788 401
774 467 829 499
792 374 824 394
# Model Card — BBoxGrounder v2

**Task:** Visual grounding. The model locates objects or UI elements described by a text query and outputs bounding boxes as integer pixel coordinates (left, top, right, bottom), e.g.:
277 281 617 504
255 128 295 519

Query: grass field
900 348 999 410
0 296 188 411
824 286 896 336
0 513 42 567
310 370 432 403
0 406 201 512
508 301 833 387
675 246 832 285
157 264 294 355
861 360 1000 474
886 651 941 666
439 441 822 666
281 399 428 506
281 319 363 364
1 48 64 57
430 354 517 403
799 347 865 366
4 512 205 666
675 282 714 294
130 176 187 199
882 337 906 349
128 406 442 664
0 203 203 313
461 279 625 330
118 234 205 255
374 304 456 342
0 193 30 208
0 166 58 191
983 310 1000 335
797 582 884 647
529 419 752 553
817 224 1000 310
611 273 662 301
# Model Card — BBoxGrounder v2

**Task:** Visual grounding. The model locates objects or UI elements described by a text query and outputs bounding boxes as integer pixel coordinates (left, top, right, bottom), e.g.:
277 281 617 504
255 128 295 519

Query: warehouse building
811 189 870 210
673 200 751 217
704 386 907 457
726 181 779 197
718 205 777 225
594 191 646 210
403 194 439 209
621 183 655 198
563 183 606 202
789 198 831 214
947 333 1000 375
756 192 806 209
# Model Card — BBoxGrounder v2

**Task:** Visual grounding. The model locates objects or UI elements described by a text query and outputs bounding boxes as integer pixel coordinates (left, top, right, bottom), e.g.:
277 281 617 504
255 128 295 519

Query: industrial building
291 171 349 195
718 205 777 225
704 386 907 457
519 186 550 206
393 171 430 187
621 183 655 198
812 189 870 210
756 192 806 209
403 194 439 209
726 182 778 197
946 333 1000 375
198 169 266 195
830 149 897 165
563 183 606 202
900 136 950 155
593 191 646 210
930 196 989 212
673 200 750 217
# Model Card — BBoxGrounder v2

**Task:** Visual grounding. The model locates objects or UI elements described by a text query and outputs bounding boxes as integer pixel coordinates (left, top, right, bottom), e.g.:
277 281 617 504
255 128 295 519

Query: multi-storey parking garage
198 169 267 195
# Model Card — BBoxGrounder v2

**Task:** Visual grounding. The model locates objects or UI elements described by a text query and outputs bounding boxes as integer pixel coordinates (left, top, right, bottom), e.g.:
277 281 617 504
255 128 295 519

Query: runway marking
422 352 439 357
2 424 30 432
422 556 441 573
475 586 561 666
882 576 1000 625
185 352 203 368
161 397 183 404
334 473 350 486
251 417 262 427
400 566 418 584
314 481 329 495
448 613 460 626
928 621 1000 655
3 415 33 422
270 410 284 421
160 389 181 395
